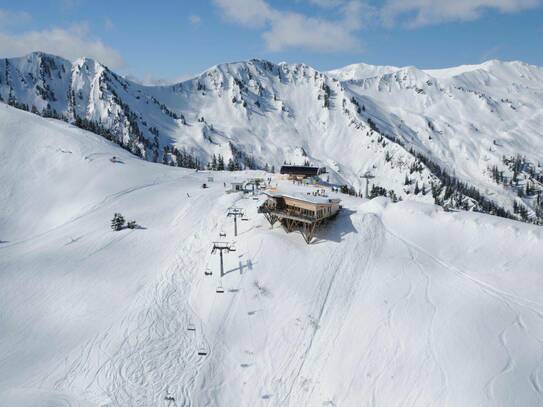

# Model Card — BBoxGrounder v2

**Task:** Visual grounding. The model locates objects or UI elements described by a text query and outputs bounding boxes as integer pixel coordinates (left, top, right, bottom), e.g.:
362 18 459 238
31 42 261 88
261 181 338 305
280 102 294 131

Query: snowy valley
1 101 543 406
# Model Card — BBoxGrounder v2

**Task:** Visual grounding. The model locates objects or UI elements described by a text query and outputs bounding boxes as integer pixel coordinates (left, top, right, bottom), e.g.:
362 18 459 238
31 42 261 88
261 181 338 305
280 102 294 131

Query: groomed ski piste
1 103 543 406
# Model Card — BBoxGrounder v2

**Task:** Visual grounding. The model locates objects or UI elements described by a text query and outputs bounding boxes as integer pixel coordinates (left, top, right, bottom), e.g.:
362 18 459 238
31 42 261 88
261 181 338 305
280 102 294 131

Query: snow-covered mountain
327 61 400 80
1 104 543 406
1 52 543 223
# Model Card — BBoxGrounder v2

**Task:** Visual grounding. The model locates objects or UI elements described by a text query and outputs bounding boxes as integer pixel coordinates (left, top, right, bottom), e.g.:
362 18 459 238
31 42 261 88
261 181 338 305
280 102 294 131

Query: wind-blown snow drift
1 104 543 406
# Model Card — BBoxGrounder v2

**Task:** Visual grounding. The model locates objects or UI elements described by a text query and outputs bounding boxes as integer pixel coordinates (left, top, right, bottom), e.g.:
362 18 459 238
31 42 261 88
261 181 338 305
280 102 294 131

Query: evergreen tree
217 155 225 171
211 154 218 171
385 151 392 162
111 213 125 231
369 184 388 199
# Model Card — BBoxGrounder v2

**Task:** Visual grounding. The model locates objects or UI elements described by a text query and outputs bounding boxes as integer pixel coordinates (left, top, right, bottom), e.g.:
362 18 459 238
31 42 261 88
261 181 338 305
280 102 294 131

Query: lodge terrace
258 191 341 244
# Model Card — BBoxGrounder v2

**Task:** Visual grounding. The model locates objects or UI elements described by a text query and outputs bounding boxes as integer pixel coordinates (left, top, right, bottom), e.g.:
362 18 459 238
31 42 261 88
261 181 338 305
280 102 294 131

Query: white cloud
104 18 115 31
59 0 82 11
262 12 361 52
342 1 375 30
214 0 364 52
214 0 275 28
189 14 202 25
381 0 541 27
306 0 345 8
0 9 32 28
0 23 124 68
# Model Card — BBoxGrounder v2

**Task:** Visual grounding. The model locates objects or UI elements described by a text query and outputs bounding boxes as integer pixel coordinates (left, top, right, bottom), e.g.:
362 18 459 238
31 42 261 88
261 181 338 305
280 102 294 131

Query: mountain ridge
1 51 543 224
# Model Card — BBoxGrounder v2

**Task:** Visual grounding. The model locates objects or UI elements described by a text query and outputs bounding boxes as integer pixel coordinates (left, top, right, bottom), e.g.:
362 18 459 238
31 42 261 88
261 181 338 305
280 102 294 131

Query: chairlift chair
241 217 249 221
204 268 212 276
219 232 226 238
197 348 208 356
216 284 225 293
187 323 196 331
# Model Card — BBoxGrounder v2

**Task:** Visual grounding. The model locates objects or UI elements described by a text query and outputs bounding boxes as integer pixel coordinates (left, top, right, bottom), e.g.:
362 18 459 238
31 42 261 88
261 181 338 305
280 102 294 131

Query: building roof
279 165 325 176
265 191 340 205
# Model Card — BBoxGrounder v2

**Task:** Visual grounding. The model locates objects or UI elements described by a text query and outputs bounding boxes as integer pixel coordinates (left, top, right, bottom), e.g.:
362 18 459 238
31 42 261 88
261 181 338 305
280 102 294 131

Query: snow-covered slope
2 53 543 224
2 104 543 406
327 62 400 81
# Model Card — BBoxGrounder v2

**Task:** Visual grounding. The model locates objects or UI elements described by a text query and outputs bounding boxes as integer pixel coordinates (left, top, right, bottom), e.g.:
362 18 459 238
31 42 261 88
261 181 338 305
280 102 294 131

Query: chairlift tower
211 241 235 277
360 172 375 198
227 207 244 237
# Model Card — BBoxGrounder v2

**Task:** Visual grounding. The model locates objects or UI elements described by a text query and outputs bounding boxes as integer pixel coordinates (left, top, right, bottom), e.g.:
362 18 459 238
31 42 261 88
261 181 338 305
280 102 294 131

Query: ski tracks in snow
47 191 220 406
406 247 449 404
278 212 385 406
381 217 543 406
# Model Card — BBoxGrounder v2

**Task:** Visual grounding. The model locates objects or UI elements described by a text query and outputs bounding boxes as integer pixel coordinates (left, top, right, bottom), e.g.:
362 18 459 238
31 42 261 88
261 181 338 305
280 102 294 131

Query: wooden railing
259 203 323 223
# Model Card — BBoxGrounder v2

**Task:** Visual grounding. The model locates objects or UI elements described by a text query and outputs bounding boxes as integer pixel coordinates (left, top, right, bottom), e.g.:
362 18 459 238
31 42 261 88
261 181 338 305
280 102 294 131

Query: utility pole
227 207 244 237
211 241 235 277
360 172 375 198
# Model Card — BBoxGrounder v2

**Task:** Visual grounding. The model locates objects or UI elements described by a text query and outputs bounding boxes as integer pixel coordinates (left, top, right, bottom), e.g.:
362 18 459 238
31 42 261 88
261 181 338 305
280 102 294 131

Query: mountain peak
327 62 400 81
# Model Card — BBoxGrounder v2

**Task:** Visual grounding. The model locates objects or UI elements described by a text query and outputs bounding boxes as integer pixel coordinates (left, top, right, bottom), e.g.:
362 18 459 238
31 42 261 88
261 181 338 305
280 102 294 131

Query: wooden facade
279 165 326 179
258 192 341 244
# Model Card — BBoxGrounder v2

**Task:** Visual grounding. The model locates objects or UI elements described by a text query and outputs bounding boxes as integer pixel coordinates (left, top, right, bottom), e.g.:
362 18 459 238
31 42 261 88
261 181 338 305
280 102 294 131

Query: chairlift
187 323 196 331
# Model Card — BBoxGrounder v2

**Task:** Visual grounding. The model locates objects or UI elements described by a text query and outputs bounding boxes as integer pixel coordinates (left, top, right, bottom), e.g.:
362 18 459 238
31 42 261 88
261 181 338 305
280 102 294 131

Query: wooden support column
301 221 319 244
301 223 309 244
280 218 289 232
263 212 277 227
286 218 296 233
281 218 299 233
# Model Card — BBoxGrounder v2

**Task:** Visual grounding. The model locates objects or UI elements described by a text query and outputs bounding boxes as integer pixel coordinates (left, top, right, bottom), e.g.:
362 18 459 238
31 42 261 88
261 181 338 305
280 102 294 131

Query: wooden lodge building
279 165 326 180
258 191 341 244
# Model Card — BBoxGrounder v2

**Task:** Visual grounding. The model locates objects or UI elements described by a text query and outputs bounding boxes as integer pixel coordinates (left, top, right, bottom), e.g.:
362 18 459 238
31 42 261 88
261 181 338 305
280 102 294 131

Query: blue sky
0 0 542 83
